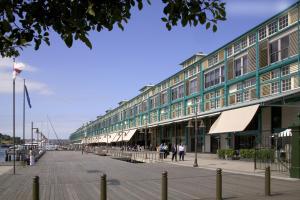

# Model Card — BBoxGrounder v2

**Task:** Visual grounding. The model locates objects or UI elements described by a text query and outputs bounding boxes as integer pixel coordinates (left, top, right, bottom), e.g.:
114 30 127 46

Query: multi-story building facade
70 2 300 153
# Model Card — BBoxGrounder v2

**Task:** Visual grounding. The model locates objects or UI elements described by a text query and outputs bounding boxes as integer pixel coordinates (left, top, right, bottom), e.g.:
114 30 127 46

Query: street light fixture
31 121 39 149
140 115 152 150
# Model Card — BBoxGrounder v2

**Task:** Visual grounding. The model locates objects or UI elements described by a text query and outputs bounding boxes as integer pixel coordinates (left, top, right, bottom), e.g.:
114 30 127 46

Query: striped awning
123 129 137 142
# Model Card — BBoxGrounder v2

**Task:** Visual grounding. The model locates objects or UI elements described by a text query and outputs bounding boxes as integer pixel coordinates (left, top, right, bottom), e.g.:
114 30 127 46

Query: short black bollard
216 168 222 200
161 171 168 200
265 166 271 196
32 176 39 200
100 174 107 200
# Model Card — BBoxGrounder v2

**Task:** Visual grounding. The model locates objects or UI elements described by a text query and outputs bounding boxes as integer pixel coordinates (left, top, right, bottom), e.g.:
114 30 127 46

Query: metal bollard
32 176 39 200
216 168 222 200
265 166 271 196
100 174 107 200
161 171 168 200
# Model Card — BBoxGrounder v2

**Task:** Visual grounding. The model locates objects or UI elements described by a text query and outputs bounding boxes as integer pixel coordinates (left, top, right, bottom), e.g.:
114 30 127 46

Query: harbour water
0 147 8 162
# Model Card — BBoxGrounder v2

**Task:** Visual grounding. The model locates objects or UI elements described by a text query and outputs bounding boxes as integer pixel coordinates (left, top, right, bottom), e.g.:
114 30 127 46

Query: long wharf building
70 2 300 153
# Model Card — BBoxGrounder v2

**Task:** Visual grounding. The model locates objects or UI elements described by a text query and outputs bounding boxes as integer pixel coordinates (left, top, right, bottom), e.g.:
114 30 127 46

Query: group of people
158 143 185 161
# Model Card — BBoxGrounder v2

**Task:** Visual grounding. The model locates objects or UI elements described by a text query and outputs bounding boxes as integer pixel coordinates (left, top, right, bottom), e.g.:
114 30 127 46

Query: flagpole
13 59 16 175
23 79 26 145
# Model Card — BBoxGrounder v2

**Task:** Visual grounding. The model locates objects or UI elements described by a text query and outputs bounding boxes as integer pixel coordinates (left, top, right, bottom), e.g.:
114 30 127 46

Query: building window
234 55 248 77
188 67 197 77
204 66 225 88
271 69 280 79
279 15 288 30
249 33 256 45
281 66 290 76
234 42 241 53
244 78 256 88
281 35 289 60
161 92 168 105
234 58 242 77
269 35 289 64
268 20 277 35
216 90 220 97
171 84 184 101
271 82 279 94
259 27 267 40
227 46 233 57
282 78 291 92
244 90 250 101
236 93 242 103
210 100 216 109
269 40 279 63
178 85 184 98
216 99 221 108
241 38 247 49
189 78 198 95
208 54 218 67
237 82 243 90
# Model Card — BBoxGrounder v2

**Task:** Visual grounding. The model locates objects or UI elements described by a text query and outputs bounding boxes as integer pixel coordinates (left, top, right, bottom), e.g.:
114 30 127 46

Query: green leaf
138 1 143 10
213 24 217 32
166 23 171 31
64 34 73 48
79 34 92 49
161 17 168 22
198 12 206 25
117 22 124 31
206 22 210 29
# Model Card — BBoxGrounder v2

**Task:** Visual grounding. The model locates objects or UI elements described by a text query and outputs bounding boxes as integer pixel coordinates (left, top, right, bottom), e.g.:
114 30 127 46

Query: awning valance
274 129 292 137
123 129 137 142
209 104 259 134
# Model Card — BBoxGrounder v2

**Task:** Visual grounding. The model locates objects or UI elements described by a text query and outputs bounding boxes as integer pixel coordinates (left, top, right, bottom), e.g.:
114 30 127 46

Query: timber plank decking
0 151 300 200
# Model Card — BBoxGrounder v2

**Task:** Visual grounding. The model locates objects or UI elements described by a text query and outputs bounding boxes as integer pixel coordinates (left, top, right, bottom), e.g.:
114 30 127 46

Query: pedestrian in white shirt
178 144 185 161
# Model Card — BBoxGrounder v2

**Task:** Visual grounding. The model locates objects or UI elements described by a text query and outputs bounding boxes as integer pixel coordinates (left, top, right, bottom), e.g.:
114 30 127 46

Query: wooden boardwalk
0 151 300 200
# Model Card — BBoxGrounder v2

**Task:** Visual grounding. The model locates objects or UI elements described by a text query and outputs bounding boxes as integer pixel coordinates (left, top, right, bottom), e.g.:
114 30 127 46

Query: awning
111 132 122 143
209 104 259 134
274 129 292 137
116 131 128 142
123 129 137 142
100 135 107 143
107 133 118 143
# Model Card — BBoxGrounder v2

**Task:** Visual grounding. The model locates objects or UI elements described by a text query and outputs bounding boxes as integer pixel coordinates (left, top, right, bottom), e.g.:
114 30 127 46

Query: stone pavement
0 166 12 175
1 151 300 200
162 153 293 180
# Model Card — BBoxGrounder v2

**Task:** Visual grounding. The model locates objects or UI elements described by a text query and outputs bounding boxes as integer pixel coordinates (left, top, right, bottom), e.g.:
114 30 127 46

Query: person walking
171 144 177 162
81 146 84 155
179 144 185 161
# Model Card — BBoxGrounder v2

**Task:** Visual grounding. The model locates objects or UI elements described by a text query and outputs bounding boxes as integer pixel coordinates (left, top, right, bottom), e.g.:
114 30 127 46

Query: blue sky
0 0 297 139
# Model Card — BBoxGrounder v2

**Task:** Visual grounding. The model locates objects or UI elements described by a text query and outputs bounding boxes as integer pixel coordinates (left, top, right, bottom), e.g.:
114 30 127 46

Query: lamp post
186 99 204 167
31 121 39 149
141 115 148 150
121 121 127 151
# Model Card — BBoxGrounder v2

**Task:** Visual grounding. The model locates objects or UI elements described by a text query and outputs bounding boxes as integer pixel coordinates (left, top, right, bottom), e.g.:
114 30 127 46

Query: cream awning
123 129 137 142
107 133 118 143
116 131 128 142
209 104 259 134
111 132 122 143
100 135 107 143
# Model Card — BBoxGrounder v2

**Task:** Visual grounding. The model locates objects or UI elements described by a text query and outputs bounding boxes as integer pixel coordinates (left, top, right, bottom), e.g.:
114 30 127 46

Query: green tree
0 0 226 58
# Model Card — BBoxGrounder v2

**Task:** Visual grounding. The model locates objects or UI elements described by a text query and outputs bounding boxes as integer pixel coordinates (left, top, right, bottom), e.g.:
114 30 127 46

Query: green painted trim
200 63 205 112
224 47 228 106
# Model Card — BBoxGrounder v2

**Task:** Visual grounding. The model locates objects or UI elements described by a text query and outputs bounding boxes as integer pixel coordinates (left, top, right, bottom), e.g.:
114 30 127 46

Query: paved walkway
163 153 291 179
0 151 300 200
